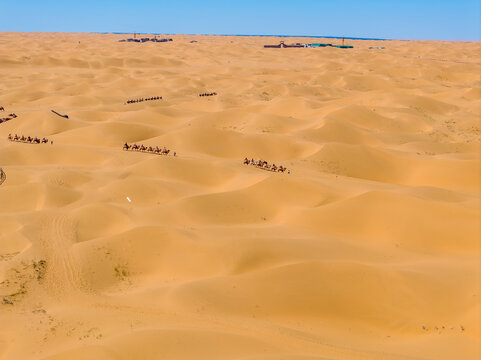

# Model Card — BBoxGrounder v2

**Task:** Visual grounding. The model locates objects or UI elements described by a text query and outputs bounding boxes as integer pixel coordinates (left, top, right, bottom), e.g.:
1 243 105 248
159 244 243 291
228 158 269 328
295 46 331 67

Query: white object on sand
126 197 132 203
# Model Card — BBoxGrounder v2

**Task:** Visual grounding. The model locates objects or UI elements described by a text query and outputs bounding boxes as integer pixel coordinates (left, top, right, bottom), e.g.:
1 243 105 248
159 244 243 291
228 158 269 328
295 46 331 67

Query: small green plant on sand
114 265 129 280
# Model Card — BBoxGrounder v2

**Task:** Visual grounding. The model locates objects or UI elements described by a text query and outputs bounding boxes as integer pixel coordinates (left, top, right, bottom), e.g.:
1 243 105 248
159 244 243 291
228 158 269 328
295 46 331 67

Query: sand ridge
0 32 480 360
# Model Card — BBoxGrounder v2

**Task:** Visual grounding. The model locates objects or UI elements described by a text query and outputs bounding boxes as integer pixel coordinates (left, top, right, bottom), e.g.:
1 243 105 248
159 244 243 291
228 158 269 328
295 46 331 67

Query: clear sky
1 0 480 40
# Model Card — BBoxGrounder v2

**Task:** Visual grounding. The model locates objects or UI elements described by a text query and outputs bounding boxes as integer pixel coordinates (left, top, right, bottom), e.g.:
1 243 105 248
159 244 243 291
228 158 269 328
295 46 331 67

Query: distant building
119 37 173 43
264 41 353 49
264 41 303 48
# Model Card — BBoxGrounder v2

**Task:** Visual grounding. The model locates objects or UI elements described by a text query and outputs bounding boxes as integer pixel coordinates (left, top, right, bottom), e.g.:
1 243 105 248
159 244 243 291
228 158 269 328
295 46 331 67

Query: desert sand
0 32 480 360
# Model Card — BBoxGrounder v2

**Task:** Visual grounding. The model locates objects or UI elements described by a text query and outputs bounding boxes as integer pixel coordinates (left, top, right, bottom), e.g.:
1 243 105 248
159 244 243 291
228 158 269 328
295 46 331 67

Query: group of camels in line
124 92 218 104
125 96 162 104
1 103 293 177
8 134 50 144
123 143 174 156
0 112 17 124
244 158 290 173
122 144 290 174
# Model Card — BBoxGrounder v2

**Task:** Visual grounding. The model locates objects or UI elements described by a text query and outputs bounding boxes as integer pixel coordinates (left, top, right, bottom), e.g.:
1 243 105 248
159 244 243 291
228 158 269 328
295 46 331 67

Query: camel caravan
0 106 18 123
123 142 175 156
124 93 217 104
244 158 290 173
1 113 17 124
125 96 162 104
8 134 50 144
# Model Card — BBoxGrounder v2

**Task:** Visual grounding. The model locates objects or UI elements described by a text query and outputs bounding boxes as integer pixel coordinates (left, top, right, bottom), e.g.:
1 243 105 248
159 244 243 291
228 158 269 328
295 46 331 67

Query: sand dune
0 32 480 360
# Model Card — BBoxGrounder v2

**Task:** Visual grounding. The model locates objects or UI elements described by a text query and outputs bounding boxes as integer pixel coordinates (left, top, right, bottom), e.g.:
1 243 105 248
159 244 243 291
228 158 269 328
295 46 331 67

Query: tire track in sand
39 214 87 298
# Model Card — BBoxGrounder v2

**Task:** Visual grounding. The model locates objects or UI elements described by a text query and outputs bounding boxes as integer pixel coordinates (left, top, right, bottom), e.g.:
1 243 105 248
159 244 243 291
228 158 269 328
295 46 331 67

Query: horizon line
1 30 479 42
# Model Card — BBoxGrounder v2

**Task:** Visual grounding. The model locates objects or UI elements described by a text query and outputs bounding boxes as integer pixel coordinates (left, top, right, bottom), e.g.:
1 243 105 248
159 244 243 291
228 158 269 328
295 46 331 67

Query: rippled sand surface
0 32 480 360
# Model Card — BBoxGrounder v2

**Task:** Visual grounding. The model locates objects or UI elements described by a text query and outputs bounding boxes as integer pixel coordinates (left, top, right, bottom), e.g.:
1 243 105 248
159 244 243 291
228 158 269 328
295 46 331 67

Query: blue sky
1 0 480 40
